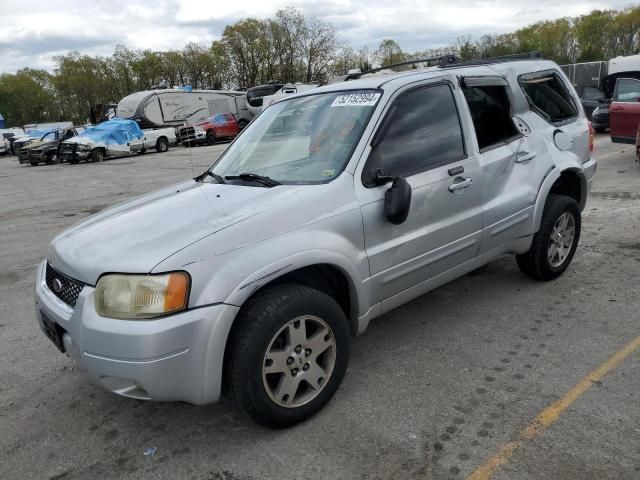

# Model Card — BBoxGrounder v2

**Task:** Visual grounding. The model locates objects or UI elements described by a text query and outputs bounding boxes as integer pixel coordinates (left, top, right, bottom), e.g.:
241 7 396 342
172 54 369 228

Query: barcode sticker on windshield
331 93 381 107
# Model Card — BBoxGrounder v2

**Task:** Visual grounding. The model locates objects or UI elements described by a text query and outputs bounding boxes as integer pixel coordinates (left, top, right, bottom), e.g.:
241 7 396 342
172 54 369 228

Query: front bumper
34 260 239 405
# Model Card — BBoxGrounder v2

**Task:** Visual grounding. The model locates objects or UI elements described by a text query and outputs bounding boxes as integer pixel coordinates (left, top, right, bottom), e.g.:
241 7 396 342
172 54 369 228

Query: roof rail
440 51 543 69
346 54 459 80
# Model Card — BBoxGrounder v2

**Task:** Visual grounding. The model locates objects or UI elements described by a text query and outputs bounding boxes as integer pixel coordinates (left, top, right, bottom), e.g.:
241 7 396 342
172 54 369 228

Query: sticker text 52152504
331 92 381 107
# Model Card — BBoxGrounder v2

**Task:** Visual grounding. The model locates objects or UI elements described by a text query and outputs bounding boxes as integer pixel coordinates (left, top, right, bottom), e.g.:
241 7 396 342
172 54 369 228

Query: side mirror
382 174 412 225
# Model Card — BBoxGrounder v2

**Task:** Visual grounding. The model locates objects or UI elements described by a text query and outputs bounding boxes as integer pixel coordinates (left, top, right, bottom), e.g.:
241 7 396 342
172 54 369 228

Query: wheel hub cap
548 212 576 267
262 315 336 408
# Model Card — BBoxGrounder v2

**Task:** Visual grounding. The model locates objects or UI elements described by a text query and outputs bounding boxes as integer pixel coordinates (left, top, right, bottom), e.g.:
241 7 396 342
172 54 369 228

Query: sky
0 0 635 73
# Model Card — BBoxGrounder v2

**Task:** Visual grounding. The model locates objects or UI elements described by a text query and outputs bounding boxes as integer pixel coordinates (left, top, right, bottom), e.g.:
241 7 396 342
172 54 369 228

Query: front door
357 81 483 303
610 78 640 143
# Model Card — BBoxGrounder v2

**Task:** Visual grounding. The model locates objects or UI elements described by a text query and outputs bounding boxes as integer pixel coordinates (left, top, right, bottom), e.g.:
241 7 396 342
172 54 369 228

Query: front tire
205 131 216 146
516 194 581 281
91 149 104 162
228 285 350 428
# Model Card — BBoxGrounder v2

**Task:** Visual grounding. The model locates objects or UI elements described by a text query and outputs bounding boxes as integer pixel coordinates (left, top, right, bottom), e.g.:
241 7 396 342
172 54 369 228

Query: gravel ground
0 135 638 480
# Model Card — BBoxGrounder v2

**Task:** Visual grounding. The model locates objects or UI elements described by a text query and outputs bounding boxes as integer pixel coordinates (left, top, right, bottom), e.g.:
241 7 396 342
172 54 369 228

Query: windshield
211 90 381 184
40 131 58 141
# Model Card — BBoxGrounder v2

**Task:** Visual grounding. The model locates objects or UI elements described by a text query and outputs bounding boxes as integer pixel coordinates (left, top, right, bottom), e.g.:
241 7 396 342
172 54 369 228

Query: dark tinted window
366 84 465 182
519 73 577 123
614 78 640 102
463 85 520 150
583 87 604 101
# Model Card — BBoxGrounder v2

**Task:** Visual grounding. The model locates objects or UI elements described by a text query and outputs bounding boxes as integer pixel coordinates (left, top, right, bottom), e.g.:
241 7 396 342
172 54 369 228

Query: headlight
77 144 91 151
94 272 190 319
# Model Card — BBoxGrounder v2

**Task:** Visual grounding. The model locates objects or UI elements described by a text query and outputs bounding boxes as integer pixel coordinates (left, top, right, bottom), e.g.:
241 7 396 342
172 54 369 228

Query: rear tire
228 284 350 428
238 119 248 130
516 194 581 281
156 137 169 153
206 131 216 146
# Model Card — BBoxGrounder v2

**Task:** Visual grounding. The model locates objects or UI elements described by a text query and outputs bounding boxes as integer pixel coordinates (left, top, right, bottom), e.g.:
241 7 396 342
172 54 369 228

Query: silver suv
35 56 597 427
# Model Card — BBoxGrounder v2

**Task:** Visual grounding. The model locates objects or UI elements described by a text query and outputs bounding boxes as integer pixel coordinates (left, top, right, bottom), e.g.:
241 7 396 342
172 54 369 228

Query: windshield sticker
331 92 381 107
321 169 335 177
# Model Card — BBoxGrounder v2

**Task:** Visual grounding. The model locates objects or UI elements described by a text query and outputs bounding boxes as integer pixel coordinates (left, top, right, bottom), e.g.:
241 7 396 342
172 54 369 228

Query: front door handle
610 105 623 111
514 151 536 164
449 177 473 192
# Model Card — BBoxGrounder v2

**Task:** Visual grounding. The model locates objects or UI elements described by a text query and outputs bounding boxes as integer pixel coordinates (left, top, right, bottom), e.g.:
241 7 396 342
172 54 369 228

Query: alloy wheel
262 315 336 408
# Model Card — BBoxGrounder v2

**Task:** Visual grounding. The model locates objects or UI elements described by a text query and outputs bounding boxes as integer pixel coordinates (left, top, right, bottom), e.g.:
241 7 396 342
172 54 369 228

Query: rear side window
463 85 520 150
365 83 465 183
519 73 577 124
614 78 640 102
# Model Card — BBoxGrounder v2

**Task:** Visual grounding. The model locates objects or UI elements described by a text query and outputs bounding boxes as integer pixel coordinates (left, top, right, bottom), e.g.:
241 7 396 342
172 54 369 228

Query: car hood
63 136 97 147
25 140 57 150
47 180 310 285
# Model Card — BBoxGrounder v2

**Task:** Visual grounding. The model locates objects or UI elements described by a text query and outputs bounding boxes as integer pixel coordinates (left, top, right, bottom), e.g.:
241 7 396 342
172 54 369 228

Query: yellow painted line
467 335 640 480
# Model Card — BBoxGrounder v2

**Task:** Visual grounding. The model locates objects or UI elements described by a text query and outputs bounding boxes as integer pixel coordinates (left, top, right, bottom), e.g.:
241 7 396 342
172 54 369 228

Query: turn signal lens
588 121 595 153
95 272 190 319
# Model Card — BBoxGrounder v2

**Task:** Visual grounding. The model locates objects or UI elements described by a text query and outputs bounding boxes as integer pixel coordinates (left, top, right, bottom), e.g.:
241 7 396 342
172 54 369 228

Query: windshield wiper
224 173 281 187
194 170 225 184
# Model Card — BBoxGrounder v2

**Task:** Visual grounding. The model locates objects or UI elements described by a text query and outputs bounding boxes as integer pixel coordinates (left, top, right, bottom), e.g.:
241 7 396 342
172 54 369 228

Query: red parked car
609 75 640 148
177 113 239 146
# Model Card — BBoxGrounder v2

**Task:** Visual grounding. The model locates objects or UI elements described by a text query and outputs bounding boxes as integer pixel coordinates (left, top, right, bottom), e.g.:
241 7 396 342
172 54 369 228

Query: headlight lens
94 272 190 319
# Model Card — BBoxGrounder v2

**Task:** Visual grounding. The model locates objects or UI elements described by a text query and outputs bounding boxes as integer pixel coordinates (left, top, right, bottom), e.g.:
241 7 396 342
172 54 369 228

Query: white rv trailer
116 89 251 129
608 54 640 75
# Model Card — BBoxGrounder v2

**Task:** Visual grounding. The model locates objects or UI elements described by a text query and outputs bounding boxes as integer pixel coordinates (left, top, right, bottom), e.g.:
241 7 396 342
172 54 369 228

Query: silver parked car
35 55 597 427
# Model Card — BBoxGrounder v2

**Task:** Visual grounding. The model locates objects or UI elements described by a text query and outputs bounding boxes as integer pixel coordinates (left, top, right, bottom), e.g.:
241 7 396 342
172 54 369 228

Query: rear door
357 81 483 303
460 77 550 253
610 78 640 143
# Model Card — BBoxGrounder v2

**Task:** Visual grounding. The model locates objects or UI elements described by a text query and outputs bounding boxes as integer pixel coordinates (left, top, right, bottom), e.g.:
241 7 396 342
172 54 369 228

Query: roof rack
439 51 543 69
342 51 543 82
346 54 458 80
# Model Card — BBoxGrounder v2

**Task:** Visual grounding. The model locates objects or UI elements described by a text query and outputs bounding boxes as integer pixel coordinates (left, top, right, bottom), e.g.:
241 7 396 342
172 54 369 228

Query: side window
223 113 235 122
212 114 225 124
462 85 520 150
366 83 465 182
519 72 577 124
614 79 640 102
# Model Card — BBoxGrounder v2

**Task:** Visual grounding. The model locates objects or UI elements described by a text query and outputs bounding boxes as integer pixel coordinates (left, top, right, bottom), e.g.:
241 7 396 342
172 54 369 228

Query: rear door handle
449 177 473 192
514 151 536 164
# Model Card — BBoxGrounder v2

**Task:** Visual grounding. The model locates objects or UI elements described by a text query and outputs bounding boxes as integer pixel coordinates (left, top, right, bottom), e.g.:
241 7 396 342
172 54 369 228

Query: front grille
177 126 198 142
45 263 85 307
18 148 31 163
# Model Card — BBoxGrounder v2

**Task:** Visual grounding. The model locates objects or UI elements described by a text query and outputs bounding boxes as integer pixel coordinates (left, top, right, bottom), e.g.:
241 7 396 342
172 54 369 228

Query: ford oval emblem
52 278 63 293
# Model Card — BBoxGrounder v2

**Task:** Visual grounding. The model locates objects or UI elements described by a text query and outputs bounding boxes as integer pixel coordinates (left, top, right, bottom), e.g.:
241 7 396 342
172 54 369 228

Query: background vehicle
246 81 284 117
0 136 9 156
580 86 605 120
177 113 238 146
0 128 25 154
12 129 57 155
591 104 609 132
117 89 251 130
18 126 85 165
35 55 596 428
609 75 640 144
58 118 147 163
